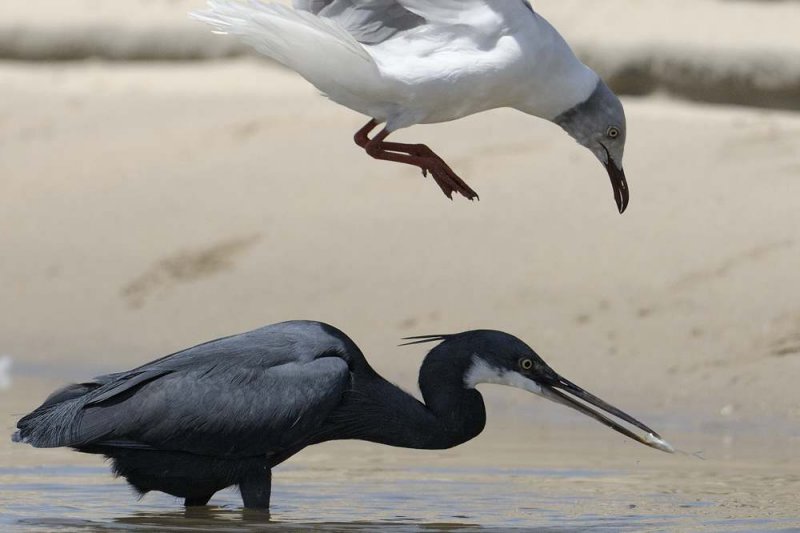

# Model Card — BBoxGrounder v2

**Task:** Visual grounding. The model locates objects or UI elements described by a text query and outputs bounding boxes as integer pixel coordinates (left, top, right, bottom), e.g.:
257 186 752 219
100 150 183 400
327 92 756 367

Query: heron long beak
539 375 673 453
606 161 629 214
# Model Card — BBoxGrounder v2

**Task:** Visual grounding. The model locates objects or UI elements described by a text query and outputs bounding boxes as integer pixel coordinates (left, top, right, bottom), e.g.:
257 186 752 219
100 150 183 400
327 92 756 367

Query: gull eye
519 358 533 371
606 126 620 139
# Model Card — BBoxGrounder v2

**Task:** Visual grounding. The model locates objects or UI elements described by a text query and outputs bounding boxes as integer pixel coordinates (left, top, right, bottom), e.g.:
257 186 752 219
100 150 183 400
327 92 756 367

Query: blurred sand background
1 1 799 526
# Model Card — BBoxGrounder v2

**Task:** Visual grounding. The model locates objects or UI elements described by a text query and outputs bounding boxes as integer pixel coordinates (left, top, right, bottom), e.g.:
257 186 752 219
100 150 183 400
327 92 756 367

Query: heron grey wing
294 0 424 44
15 321 357 449
38 376 115 409
14 370 132 444
85 369 173 406
78 356 352 457
122 321 353 375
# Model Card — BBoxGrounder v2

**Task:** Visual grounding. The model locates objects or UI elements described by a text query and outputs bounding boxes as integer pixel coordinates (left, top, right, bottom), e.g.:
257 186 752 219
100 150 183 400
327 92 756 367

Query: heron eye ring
520 358 533 371
607 126 620 139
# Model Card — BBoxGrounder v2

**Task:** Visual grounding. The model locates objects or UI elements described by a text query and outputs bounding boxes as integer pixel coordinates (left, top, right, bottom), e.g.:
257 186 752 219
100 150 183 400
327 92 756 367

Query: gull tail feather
192 1 384 100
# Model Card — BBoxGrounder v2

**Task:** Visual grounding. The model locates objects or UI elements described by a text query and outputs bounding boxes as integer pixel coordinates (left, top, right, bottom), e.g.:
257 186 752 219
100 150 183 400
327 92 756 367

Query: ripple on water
2 460 798 532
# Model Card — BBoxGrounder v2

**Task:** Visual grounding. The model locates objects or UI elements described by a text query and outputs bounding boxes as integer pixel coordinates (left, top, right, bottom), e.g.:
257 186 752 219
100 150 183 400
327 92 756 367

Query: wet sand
1 31 800 532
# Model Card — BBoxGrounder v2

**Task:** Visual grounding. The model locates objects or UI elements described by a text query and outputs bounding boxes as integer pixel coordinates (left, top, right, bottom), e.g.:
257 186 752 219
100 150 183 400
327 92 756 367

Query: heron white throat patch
463 356 544 396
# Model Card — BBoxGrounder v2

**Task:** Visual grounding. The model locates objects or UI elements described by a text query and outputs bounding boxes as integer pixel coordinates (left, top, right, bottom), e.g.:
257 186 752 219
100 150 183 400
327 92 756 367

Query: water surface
3 424 799 532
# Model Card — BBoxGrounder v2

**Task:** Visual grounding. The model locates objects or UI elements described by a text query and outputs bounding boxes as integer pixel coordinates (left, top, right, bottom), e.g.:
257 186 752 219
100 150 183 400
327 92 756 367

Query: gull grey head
555 80 629 213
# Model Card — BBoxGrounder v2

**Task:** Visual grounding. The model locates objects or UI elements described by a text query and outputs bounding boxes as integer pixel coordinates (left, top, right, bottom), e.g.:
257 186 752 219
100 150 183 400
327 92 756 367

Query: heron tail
12 381 104 447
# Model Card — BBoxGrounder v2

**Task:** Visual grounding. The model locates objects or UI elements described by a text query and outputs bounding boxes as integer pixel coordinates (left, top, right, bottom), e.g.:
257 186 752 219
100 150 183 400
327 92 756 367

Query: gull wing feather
294 0 424 44
193 1 387 100
396 0 533 29
294 1 534 42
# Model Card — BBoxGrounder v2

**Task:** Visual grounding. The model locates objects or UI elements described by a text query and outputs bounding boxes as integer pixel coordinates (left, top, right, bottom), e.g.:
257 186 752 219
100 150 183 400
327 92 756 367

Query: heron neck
416 348 487 449
327 351 485 451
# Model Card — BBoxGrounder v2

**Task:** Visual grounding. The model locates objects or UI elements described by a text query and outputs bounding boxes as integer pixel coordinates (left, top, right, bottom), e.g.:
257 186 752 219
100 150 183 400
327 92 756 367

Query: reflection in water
4 457 799 532
3 424 800 532
17 511 660 533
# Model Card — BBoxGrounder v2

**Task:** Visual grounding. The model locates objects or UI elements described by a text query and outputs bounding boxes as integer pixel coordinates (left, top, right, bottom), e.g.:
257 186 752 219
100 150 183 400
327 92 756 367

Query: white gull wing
364 0 596 125
293 0 425 44
195 1 597 128
295 0 534 40
398 0 531 30
193 1 395 112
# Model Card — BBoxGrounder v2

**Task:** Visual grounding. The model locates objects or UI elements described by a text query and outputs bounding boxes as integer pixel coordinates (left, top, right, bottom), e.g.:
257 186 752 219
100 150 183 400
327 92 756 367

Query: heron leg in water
184 494 213 507
239 469 272 510
354 120 479 201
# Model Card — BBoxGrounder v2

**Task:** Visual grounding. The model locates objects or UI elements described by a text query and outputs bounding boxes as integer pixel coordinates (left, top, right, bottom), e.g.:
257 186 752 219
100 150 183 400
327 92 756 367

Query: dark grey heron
13 321 671 510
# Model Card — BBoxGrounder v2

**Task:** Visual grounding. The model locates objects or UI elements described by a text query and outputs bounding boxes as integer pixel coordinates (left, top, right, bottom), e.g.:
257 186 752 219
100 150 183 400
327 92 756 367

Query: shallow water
2 378 799 532
3 424 800 532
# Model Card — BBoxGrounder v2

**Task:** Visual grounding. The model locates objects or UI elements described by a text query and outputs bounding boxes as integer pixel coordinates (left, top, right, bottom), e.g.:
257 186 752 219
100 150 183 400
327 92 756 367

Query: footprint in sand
121 234 261 308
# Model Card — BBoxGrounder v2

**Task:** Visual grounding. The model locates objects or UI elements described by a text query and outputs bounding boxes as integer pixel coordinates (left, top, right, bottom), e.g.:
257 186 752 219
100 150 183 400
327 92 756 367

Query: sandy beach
2 59 799 422
1 1 799 530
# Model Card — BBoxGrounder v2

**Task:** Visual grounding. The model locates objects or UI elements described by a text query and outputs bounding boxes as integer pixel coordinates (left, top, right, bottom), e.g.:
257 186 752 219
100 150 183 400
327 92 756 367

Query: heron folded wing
14 370 171 448
15 321 357 452
75 357 351 457
85 370 173 407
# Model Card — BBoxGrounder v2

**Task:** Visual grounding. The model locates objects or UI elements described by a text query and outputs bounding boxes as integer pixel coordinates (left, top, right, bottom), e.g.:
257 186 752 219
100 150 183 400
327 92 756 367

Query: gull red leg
353 120 479 201
354 119 379 148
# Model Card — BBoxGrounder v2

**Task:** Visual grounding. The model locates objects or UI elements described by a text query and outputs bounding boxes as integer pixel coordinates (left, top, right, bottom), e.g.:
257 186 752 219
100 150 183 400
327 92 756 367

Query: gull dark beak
606 161 629 214
539 374 673 453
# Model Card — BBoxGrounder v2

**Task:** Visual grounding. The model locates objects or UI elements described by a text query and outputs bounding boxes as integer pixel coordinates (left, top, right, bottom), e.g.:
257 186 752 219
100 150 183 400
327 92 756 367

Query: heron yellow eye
607 126 620 139
520 358 533 371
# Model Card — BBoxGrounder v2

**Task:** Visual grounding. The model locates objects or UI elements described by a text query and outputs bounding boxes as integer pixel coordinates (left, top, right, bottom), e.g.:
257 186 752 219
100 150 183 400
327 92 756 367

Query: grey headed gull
193 0 630 212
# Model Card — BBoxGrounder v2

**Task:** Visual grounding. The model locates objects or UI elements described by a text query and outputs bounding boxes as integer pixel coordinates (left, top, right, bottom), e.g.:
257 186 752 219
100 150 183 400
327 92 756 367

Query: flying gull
193 1 630 212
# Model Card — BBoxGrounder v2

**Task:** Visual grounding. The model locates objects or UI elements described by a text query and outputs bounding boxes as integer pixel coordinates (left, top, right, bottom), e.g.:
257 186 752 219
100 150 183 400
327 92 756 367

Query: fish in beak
537 373 673 453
